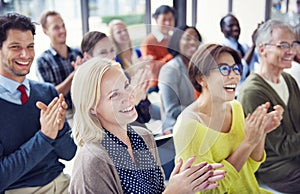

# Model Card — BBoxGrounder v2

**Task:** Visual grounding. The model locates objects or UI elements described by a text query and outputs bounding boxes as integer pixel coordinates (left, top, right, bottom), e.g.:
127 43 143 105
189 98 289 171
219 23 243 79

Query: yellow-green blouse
173 100 271 194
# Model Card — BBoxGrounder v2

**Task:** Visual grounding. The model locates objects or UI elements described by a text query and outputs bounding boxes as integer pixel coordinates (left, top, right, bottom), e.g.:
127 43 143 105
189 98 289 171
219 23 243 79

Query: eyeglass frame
210 63 243 76
264 41 300 51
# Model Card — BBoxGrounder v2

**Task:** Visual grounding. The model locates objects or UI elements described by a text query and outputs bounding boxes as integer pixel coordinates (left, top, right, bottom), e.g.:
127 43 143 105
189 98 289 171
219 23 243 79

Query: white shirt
152 27 173 43
264 75 289 105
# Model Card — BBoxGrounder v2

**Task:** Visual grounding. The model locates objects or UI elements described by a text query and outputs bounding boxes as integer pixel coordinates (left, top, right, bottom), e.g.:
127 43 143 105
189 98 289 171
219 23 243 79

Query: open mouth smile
224 84 237 92
120 106 134 113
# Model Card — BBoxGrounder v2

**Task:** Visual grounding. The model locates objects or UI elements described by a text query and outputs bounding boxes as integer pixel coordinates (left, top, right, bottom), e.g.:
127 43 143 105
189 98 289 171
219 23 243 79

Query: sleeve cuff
38 130 55 144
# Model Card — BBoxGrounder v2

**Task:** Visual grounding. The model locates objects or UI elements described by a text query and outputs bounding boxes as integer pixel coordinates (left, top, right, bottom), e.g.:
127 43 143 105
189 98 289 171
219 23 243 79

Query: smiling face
112 23 130 46
156 12 175 35
179 28 200 59
260 27 296 71
93 66 137 129
44 14 66 45
221 15 240 41
0 29 34 82
206 52 241 101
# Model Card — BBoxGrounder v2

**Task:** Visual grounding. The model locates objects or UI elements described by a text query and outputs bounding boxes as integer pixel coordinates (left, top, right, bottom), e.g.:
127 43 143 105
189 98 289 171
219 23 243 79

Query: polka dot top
102 125 165 194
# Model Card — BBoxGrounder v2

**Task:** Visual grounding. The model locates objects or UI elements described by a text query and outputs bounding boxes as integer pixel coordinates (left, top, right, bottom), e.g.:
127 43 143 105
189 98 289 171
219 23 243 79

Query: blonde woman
109 20 163 121
109 19 141 70
80 31 154 125
69 57 226 193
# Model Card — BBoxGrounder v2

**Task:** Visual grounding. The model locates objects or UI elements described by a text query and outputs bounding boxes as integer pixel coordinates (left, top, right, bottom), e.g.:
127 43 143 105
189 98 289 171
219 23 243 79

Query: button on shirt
0 75 30 105
102 126 165 194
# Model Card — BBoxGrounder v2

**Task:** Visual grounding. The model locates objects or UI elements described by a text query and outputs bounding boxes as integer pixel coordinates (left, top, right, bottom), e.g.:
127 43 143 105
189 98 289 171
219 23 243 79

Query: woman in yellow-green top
173 44 284 193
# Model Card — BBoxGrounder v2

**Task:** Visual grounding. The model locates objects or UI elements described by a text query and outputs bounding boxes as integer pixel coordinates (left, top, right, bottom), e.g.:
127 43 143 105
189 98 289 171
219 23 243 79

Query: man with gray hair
238 20 300 193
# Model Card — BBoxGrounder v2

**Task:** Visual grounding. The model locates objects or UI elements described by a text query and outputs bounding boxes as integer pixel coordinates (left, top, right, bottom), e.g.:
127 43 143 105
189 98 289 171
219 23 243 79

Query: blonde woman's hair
108 19 133 69
71 57 121 146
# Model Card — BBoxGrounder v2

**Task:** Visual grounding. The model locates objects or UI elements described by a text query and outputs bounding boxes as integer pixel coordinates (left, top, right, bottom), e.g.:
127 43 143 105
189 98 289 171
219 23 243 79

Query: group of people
1 3 300 194
0 8 226 194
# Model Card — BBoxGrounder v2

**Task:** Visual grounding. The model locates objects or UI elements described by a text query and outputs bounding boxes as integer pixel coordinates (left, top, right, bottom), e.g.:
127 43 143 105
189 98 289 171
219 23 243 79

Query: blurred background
1 0 299 80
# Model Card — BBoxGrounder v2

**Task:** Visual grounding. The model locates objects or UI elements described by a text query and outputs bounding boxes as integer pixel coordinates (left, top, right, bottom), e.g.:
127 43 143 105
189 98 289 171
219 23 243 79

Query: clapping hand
71 53 90 71
164 156 226 194
36 94 68 139
262 102 283 133
244 103 269 145
129 59 152 104
244 102 283 146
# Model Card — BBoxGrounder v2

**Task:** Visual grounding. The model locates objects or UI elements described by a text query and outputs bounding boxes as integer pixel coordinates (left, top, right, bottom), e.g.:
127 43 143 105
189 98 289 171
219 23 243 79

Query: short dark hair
189 44 241 93
152 5 176 19
39 10 60 29
220 13 236 29
0 13 36 47
168 25 202 57
81 31 107 56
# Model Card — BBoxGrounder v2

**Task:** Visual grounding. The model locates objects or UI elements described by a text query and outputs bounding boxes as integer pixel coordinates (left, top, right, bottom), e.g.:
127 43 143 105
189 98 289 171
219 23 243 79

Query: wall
196 0 265 46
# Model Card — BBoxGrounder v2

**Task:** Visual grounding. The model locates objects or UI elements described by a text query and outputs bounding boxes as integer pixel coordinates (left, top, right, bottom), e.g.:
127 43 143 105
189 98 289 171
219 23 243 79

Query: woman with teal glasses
173 44 284 193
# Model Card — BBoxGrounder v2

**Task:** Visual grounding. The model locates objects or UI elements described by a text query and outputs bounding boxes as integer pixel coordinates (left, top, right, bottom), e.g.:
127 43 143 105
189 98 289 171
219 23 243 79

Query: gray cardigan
158 55 194 132
69 126 163 194
238 72 300 183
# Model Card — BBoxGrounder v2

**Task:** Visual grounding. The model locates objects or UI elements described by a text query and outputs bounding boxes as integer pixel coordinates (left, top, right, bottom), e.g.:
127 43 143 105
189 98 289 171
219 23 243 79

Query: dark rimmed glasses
210 63 243 76
264 41 300 51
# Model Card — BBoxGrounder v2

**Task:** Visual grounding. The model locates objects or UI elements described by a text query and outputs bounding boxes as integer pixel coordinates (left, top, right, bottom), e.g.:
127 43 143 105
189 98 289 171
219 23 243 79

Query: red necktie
17 85 28 105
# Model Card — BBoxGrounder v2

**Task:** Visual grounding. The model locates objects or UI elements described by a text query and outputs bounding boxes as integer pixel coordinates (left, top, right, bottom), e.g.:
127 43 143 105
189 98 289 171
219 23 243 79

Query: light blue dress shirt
0 75 30 104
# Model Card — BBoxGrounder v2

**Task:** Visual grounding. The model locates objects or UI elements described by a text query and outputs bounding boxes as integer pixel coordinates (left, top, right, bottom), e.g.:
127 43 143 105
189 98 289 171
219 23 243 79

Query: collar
49 45 70 56
223 37 239 46
0 75 30 93
152 29 167 42
49 46 58 56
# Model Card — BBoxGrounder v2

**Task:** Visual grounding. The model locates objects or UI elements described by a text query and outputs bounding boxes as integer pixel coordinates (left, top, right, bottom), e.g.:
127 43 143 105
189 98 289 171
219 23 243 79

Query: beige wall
28 0 268 81
233 0 265 45
195 0 265 46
